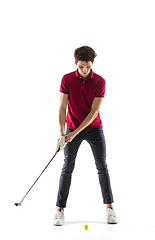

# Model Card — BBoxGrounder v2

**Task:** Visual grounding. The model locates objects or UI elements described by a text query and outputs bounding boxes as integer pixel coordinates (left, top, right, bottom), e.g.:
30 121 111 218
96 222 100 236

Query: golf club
14 146 61 207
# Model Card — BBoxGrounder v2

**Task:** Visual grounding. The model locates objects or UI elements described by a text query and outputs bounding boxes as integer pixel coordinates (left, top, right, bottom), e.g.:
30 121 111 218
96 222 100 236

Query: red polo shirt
59 69 106 129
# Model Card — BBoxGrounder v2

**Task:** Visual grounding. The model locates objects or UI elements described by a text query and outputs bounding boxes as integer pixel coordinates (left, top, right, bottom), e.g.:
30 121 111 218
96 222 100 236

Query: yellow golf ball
84 224 88 230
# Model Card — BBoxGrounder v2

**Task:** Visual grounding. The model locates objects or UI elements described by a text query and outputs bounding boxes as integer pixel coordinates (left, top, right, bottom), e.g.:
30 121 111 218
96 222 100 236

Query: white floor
3 200 155 240
52 221 154 240
51 210 155 240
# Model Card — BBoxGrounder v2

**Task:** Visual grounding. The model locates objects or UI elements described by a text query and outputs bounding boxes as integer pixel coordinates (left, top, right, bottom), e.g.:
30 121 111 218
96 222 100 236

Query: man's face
75 60 93 79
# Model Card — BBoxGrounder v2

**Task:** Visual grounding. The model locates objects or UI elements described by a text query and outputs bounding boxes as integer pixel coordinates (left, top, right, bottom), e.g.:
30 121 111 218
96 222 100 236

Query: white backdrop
0 0 155 239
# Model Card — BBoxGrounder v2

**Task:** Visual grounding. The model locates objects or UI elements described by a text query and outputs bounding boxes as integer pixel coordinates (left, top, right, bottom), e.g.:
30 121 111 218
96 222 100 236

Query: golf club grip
20 150 59 204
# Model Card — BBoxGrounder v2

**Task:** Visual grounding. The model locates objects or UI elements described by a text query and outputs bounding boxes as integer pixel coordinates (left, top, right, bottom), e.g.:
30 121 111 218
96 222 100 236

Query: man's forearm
59 108 66 136
74 110 98 136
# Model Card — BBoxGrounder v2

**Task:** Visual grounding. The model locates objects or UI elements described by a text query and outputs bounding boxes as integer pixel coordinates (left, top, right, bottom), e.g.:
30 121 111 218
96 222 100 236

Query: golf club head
14 203 21 207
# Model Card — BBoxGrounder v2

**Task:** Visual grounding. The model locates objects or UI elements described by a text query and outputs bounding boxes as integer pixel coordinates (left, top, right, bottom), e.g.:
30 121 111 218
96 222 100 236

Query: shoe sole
108 222 118 224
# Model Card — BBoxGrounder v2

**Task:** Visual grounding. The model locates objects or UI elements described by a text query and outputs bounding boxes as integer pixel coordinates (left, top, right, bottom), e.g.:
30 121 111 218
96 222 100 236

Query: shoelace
55 210 63 220
108 209 116 218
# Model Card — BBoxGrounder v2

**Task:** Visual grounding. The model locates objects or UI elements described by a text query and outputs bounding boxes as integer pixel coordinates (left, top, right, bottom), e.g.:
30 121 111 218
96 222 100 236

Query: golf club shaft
19 149 59 205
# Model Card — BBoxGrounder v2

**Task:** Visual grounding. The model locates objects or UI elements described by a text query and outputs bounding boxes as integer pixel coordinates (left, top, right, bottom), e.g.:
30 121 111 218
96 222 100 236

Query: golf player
53 45 118 225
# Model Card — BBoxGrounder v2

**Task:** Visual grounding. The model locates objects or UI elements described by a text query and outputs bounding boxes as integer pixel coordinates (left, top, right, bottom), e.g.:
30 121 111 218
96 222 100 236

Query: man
53 45 118 225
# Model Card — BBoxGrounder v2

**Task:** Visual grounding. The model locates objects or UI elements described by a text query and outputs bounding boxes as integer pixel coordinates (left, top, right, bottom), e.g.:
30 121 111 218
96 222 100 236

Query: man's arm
59 93 68 136
65 97 103 142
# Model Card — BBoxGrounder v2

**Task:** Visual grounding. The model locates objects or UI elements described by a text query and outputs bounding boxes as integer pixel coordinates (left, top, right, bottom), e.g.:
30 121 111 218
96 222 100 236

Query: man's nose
83 68 87 72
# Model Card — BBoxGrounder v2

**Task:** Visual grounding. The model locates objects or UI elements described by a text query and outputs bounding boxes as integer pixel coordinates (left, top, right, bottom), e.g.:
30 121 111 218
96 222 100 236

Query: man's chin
81 73 89 78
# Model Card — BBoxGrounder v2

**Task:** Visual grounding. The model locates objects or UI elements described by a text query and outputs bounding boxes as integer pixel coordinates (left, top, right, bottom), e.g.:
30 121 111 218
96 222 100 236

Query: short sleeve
95 78 106 97
59 75 69 94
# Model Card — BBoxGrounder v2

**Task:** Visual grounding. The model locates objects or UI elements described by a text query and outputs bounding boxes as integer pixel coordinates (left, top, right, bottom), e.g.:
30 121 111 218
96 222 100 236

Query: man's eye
79 66 90 68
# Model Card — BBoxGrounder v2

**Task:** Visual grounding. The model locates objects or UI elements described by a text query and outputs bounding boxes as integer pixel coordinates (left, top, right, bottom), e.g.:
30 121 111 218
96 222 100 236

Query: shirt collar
75 69 94 80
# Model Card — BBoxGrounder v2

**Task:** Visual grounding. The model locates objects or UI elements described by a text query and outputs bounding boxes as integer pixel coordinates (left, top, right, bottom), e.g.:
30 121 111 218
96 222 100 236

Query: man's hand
56 136 67 152
65 131 77 143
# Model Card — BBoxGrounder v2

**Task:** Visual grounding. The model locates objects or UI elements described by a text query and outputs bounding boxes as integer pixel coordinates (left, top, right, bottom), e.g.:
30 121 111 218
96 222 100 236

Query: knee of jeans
95 160 108 173
62 159 75 174
94 154 106 165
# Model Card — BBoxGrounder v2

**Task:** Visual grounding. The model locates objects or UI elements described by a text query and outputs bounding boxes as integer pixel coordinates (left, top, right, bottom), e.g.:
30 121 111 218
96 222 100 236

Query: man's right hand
56 136 67 152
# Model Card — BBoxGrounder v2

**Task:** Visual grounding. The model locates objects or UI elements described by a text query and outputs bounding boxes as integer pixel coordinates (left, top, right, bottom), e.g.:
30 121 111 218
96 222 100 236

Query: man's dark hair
74 45 97 63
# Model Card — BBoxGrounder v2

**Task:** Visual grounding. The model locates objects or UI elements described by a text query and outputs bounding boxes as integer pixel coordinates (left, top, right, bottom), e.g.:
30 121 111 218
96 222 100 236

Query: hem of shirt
66 125 103 130
59 90 69 94
94 95 104 98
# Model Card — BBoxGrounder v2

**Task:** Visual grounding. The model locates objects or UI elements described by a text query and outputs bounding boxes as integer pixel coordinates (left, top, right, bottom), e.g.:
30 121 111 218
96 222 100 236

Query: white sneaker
53 208 65 226
105 208 118 224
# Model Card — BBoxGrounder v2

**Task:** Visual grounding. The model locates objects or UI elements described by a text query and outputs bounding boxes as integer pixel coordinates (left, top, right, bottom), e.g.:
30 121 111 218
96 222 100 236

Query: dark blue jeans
56 127 114 208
